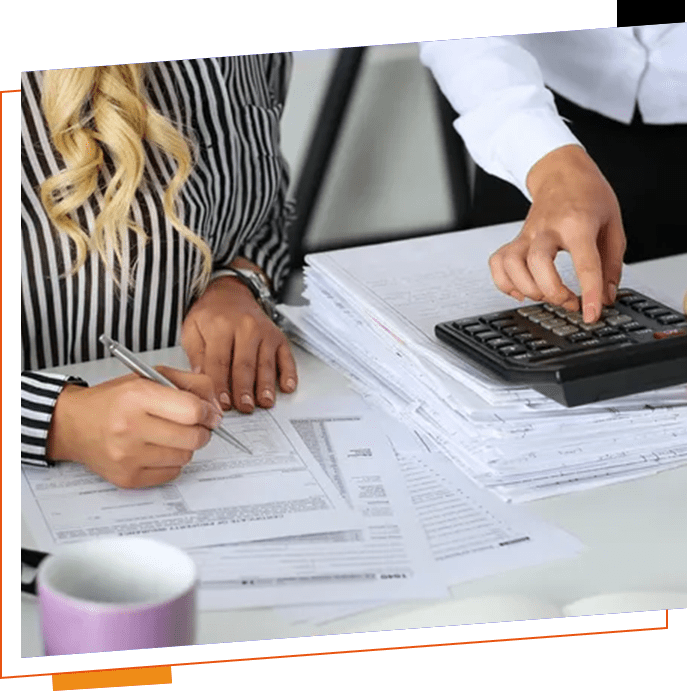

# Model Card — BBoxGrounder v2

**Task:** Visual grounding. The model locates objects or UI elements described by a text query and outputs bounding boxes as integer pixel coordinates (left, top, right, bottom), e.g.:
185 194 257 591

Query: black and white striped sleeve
21 372 88 467
239 179 294 295
237 52 294 294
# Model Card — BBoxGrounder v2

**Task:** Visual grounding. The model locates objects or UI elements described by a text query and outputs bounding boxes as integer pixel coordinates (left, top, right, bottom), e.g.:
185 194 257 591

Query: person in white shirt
421 25 687 324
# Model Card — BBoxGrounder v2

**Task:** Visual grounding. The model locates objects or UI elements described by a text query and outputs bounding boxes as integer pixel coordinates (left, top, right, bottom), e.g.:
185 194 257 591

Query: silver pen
99 334 251 455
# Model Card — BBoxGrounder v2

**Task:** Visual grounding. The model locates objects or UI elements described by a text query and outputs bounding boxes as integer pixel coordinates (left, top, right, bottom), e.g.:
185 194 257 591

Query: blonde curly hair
39 64 212 291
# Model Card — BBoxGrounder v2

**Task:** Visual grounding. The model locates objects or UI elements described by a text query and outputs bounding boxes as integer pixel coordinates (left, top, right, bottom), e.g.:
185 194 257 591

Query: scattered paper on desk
191 397 447 609
21 406 361 552
192 400 581 611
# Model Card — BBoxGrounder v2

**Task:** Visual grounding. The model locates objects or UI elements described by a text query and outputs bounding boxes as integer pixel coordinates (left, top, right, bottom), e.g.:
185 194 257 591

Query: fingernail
261 389 274 403
285 378 296 392
608 283 617 303
208 410 222 428
240 394 253 409
219 392 231 409
193 365 201 374
584 303 597 323
212 398 223 414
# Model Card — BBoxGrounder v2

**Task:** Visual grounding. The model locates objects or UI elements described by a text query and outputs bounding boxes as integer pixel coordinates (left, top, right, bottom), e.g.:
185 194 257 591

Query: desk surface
22 249 687 657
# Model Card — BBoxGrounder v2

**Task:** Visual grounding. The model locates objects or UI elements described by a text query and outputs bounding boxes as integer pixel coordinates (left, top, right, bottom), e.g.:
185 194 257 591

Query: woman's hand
488 145 627 323
181 274 298 414
46 367 221 488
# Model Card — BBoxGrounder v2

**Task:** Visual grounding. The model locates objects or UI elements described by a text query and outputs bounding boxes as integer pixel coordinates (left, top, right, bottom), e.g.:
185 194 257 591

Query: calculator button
517 306 544 316
565 312 586 325
600 307 620 317
618 295 644 306
630 301 654 312
654 328 687 339
538 346 562 356
453 319 481 328
552 325 579 337
620 321 644 331
528 339 550 350
512 352 536 362
614 289 634 298
540 318 567 330
643 307 671 318
527 312 550 324
579 338 602 347
657 314 684 325
488 338 514 348
579 321 606 331
499 344 528 355
568 331 593 342
464 323 489 333
605 333 630 343
489 318 517 329
502 325 527 336
475 331 501 341
604 314 633 327
515 332 538 343
596 326 619 337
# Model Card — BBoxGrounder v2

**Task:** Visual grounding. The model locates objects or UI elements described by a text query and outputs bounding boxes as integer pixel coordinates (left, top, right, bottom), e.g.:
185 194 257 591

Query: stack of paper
282 225 687 502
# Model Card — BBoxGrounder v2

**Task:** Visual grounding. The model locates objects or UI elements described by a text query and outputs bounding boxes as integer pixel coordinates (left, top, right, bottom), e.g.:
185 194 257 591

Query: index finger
525 235 580 312
135 380 220 429
568 236 605 323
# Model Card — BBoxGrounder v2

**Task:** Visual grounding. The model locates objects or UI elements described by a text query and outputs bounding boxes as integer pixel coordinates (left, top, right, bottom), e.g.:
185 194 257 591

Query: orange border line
1 611 670 681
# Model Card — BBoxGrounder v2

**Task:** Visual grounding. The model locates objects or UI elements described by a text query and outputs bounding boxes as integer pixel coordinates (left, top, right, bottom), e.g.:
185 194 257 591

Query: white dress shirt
420 24 687 199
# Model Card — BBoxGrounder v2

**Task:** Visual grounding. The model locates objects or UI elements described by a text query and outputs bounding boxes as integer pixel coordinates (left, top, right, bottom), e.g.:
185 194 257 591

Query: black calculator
435 288 687 407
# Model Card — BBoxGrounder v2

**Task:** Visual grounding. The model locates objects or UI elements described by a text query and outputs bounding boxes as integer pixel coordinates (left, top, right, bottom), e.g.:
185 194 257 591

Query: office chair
287 45 473 276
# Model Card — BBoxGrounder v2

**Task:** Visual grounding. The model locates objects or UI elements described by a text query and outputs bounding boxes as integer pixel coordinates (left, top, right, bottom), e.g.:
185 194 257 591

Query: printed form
191 401 581 610
192 398 447 609
21 406 360 550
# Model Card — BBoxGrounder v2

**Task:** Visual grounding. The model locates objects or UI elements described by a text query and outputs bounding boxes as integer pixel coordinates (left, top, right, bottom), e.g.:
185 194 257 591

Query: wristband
211 268 282 324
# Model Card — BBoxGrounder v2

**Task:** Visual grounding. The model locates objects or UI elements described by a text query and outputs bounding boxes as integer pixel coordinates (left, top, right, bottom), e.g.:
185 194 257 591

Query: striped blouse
21 55 294 467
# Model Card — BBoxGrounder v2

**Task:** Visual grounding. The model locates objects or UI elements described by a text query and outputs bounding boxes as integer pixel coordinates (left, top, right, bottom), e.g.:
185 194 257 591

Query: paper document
191 400 581 611
22 406 360 551
285 224 687 502
191 397 447 609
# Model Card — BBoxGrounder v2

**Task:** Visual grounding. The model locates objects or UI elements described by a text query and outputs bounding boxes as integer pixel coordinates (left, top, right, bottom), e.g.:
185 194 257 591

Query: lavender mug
36 537 197 655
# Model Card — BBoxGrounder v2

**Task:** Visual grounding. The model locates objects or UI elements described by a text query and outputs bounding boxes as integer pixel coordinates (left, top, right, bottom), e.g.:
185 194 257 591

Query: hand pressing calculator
435 288 687 407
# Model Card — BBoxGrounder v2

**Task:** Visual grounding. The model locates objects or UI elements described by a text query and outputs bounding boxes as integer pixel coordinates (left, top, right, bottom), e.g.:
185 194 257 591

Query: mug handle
22 548 50 595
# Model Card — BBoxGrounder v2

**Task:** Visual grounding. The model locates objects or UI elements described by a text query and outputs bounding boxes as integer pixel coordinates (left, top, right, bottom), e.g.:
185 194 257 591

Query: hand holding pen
100 335 250 454
45 338 250 489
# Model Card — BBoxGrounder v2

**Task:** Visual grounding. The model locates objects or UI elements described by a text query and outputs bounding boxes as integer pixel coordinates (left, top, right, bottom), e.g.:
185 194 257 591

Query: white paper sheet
21 405 361 551
191 398 448 609
285 226 687 502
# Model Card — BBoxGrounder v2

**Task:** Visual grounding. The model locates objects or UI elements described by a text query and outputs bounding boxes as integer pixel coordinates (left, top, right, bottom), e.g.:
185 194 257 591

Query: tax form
21 406 360 551
274 419 583 627
190 401 581 610
190 397 447 609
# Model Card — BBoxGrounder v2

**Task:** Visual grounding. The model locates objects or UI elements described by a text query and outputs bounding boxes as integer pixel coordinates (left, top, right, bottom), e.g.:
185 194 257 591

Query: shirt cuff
21 372 88 467
457 105 583 200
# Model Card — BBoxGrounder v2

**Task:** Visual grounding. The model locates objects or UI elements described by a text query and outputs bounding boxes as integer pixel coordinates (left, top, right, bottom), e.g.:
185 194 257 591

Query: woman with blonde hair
21 56 298 488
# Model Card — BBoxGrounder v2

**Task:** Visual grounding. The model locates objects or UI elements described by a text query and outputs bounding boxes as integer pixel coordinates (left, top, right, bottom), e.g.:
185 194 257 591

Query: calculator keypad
447 288 687 367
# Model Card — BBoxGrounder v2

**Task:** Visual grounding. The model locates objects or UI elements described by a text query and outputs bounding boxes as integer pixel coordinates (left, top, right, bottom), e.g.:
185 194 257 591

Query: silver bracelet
210 268 282 324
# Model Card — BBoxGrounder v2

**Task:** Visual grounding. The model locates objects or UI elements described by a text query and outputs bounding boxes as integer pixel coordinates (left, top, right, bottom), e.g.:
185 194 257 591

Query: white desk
21 252 687 657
